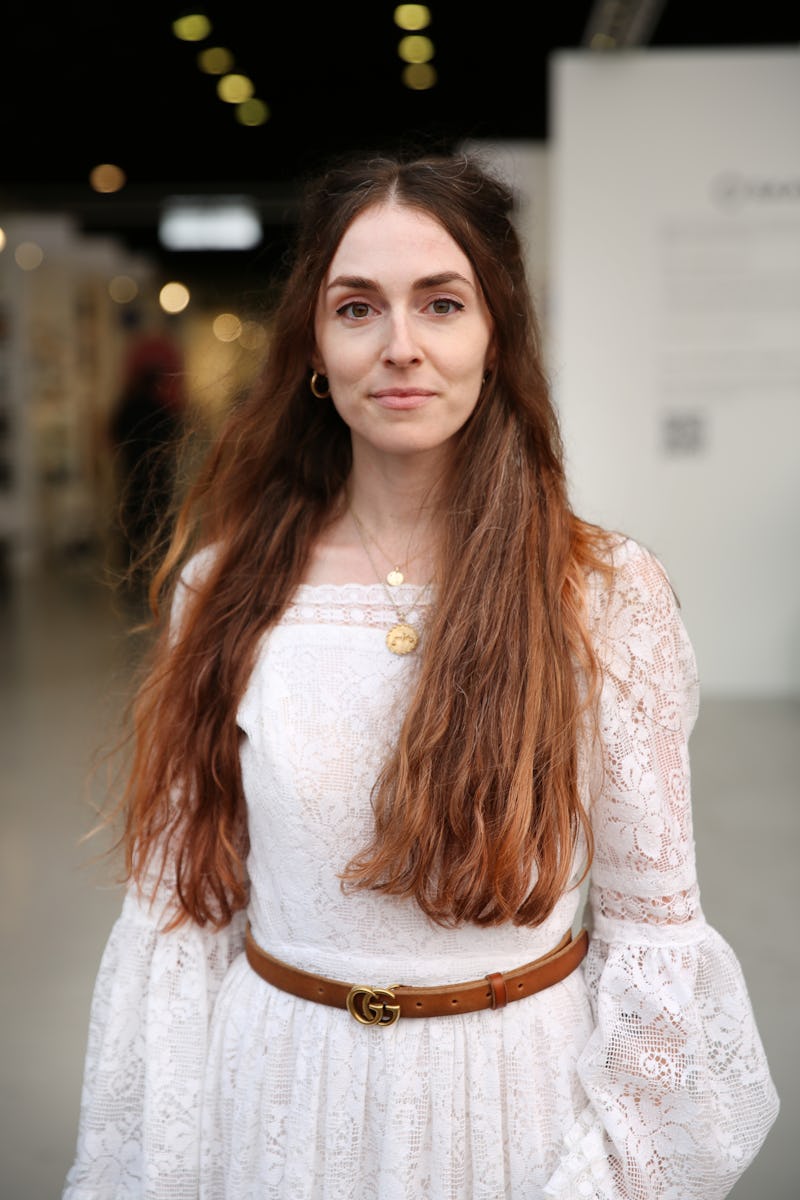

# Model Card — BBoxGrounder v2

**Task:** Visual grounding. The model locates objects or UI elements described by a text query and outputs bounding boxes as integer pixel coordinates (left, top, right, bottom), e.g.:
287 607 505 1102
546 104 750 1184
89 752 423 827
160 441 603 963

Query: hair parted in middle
116 149 615 932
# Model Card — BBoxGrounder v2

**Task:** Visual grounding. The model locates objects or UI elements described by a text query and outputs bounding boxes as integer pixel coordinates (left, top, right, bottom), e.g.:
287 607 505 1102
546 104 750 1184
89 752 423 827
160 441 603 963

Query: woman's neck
303 449 445 587
344 440 447 541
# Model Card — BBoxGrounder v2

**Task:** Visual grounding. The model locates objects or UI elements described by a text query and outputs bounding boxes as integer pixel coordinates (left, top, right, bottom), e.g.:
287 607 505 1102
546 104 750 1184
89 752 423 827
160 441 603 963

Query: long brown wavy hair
112 149 614 930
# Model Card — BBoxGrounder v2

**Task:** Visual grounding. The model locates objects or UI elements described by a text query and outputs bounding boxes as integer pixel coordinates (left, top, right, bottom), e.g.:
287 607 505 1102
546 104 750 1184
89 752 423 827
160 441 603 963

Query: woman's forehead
326 202 473 277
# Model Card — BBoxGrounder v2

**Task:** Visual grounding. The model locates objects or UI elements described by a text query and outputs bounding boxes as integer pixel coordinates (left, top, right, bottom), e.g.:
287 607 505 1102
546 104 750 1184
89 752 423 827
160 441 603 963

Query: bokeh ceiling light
394 4 431 29
159 197 262 250
159 281 191 314
236 98 270 126
238 320 268 352
398 35 434 64
108 275 139 304
172 13 212 41
0 228 6 253
402 62 437 90
90 163 127 193
217 73 254 103
198 46 234 74
15 242 44 270
212 313 242 342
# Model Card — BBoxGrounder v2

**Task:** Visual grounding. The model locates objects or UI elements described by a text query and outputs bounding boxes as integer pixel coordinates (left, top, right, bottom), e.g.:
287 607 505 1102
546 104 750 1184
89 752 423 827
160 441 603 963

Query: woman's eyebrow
326 274 376 291
415 271 475 291
326 271 475 291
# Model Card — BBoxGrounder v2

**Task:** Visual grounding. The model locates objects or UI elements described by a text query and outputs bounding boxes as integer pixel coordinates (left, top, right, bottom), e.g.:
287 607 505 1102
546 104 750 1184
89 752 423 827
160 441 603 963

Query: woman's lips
371 389 435 410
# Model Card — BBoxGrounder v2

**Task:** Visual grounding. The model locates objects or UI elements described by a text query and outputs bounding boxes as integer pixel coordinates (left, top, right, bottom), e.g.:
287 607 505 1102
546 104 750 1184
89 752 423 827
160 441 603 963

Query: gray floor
1 555 797 1199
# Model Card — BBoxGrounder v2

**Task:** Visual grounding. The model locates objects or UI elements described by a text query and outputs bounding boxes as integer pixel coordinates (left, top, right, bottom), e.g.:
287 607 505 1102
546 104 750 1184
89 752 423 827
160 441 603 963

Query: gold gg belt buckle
346 983 401 1026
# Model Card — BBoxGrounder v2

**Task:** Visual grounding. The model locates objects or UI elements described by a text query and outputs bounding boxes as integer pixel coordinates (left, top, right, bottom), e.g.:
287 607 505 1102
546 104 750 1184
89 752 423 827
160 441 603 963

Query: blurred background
1 3 798 1197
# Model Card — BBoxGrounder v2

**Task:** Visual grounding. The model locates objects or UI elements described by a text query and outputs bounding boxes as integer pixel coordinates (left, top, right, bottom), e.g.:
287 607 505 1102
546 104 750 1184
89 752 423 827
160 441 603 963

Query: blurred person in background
63 150 778 1200
109 327 186 589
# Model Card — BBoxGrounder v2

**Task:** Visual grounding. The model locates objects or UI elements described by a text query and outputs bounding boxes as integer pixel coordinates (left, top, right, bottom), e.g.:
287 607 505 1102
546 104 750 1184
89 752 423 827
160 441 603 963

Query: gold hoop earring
310 370 330 399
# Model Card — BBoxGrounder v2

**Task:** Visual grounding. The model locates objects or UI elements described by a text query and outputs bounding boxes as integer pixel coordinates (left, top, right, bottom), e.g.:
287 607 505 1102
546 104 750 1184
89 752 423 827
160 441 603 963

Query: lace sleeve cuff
546 926 779 1199
63 890 246 1198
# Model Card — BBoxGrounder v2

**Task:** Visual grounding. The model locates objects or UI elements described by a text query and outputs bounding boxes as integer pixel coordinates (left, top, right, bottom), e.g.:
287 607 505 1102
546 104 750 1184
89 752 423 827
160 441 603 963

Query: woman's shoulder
583 529 698 711
582 529 692 650
585 530 677 609
169 542 220 634
177 542 220 594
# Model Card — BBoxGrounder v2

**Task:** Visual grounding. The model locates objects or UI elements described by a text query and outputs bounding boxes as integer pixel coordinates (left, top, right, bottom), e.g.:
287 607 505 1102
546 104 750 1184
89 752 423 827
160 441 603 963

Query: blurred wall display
0 215 154 572
549 48 800 696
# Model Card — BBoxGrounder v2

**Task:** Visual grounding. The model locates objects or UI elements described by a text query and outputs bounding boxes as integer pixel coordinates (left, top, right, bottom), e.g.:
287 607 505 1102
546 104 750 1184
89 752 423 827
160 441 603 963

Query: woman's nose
382 314 422 365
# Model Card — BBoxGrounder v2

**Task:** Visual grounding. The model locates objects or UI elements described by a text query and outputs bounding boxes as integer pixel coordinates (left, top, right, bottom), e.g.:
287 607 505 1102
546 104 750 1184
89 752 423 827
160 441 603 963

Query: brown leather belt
245 924 589 1027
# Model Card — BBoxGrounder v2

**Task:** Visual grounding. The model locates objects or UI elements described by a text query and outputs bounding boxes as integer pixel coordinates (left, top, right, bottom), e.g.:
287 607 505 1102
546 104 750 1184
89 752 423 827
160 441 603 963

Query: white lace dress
63 538 778 1199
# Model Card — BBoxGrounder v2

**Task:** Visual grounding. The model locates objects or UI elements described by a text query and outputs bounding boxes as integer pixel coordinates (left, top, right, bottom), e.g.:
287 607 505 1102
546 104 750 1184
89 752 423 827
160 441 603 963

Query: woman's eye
428 297 464 315
336 301 372 319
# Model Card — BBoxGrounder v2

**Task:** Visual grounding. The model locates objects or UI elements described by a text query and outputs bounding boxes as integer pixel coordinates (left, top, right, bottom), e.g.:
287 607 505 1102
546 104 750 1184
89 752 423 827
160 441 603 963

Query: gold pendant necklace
349 506 433 654
349 506 422 588
385 620 420 655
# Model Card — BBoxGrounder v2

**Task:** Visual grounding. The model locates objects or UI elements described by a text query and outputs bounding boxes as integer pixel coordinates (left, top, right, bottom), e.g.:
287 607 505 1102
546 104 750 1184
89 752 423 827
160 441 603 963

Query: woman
63 152 778 1199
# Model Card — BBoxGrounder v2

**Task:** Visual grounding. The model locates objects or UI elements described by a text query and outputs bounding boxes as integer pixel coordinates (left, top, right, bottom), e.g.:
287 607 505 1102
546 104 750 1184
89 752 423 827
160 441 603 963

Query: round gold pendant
386 622 419 655
386 569 404 586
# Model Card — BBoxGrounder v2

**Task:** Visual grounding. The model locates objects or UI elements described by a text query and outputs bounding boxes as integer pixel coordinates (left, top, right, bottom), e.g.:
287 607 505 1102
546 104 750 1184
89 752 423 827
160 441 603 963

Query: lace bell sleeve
544 540 779 1200
62 880 247 1199
63 548 247 1199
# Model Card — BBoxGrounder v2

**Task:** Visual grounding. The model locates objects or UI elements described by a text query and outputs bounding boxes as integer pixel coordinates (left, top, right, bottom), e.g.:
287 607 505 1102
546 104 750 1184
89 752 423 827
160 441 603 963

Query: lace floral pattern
63 539 778 1199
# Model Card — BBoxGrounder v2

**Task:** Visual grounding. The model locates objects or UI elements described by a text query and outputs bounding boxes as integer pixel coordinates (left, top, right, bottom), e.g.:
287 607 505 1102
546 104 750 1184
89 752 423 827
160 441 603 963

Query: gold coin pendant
386 569 404 586
386 622 419 655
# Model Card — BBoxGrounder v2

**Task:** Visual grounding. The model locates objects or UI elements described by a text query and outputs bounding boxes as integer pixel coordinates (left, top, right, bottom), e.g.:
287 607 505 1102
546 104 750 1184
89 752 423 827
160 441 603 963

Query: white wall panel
549 49 800 696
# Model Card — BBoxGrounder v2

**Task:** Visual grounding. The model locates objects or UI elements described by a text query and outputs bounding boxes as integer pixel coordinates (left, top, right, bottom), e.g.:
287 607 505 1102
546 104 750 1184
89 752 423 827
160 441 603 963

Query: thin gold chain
349 508 435 656
350 508 433 622
349 504 424 587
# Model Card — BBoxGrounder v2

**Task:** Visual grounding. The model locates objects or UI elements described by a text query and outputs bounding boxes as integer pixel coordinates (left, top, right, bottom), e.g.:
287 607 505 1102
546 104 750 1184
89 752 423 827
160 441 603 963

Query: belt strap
245 924 589 1025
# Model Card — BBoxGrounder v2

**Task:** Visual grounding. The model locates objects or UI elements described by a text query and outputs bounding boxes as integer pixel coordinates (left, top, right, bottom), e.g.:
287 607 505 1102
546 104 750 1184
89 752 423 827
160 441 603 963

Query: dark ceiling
1 2 797 293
